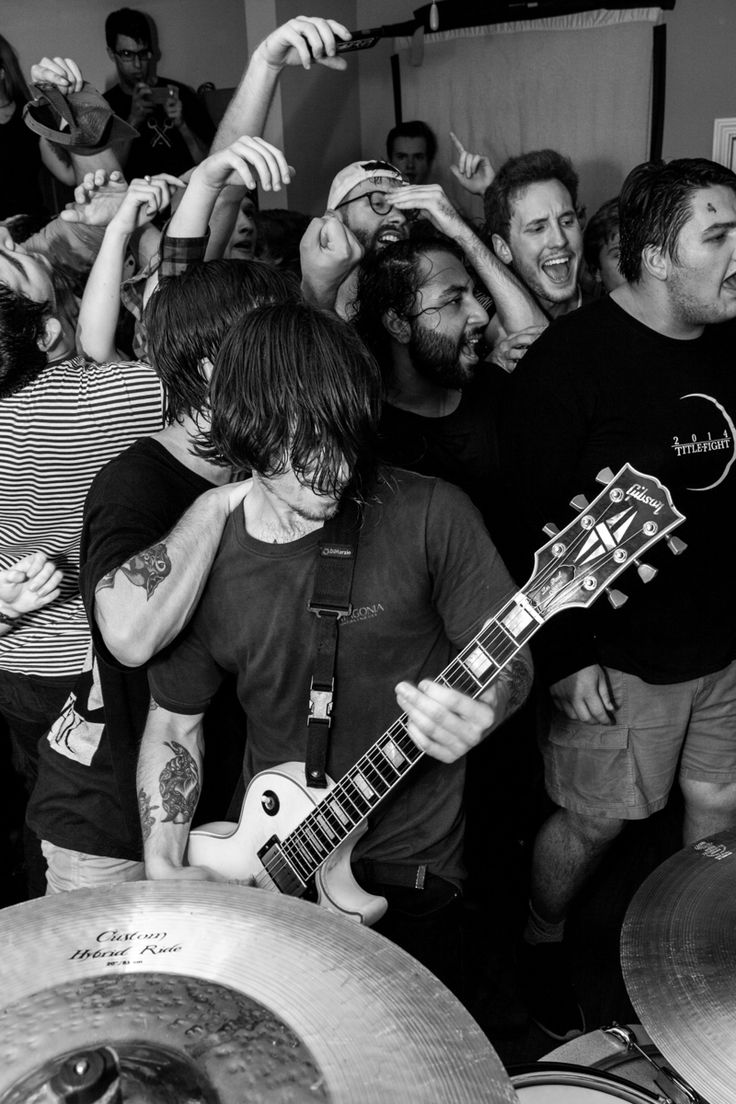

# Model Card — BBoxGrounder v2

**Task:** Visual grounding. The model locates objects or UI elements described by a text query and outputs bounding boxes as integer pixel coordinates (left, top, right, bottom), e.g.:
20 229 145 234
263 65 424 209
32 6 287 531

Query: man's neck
243 475 326 544
152 417 233 484
545 285 582 320
387 348 462 417
610 282 705 341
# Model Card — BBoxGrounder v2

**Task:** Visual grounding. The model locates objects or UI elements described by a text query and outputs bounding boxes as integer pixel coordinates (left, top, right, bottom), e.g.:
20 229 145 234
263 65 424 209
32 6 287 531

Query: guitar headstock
526 465 685 620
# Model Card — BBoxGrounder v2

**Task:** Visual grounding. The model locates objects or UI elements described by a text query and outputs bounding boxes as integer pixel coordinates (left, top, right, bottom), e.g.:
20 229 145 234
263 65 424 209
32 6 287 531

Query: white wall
2 0 247 95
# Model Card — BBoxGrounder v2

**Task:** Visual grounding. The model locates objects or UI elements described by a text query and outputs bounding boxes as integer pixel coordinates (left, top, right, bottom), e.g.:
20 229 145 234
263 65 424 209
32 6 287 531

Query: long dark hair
200 302 382 502
0 35 32 107
144 259 299 424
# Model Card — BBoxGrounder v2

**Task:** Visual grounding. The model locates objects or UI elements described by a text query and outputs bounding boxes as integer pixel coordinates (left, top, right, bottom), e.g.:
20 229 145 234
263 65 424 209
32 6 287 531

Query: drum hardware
603 1024 703 1104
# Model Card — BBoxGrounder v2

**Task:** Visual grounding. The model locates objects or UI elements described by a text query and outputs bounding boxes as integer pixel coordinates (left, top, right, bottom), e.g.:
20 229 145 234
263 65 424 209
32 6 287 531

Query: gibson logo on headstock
626 483 665 515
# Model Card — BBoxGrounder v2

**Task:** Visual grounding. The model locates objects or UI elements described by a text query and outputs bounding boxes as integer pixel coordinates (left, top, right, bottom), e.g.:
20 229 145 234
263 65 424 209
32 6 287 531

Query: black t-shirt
0 103 45 219
502 296 736 684
27 438 241 858
104 78 214 178
377 368 508 538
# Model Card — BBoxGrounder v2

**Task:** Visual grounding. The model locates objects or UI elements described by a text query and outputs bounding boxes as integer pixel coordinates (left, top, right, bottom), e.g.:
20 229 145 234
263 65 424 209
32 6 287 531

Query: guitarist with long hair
137 301 533 997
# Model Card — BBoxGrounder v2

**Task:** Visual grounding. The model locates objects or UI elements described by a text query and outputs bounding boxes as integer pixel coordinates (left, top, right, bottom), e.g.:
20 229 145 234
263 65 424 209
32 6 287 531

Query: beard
408 321 479 389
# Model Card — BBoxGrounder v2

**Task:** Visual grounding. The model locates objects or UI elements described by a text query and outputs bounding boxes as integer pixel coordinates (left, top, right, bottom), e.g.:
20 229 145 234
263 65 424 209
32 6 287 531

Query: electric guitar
188 465 686 925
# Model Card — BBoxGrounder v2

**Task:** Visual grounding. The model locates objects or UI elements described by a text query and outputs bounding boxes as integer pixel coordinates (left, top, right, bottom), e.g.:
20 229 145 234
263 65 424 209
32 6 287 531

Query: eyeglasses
114 47 152 62
336 190 395 216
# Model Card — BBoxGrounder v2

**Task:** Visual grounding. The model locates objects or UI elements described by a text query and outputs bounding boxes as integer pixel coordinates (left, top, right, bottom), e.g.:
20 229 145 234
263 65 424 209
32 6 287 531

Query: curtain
395 8 664 220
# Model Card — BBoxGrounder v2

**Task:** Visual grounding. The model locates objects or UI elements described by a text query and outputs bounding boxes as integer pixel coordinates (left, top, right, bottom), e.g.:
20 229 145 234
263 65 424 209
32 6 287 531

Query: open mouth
541 255 574 286
460 331 484 363
376 226 409 248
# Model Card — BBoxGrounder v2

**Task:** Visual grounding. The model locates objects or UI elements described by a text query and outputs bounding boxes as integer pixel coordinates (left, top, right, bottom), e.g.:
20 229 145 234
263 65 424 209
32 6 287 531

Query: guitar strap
305 497 362 788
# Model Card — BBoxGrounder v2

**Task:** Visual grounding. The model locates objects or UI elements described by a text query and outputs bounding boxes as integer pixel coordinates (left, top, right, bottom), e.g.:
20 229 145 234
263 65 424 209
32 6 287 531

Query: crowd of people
3 7 736 1051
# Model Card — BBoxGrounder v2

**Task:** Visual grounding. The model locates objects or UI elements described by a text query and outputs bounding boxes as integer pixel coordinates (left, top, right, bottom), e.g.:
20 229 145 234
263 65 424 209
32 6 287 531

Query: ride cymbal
621 829 736 1104
0 881 518 1103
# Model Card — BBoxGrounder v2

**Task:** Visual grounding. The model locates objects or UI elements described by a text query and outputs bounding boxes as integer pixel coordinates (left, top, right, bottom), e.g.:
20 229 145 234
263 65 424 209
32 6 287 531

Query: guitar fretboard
277 593 539 885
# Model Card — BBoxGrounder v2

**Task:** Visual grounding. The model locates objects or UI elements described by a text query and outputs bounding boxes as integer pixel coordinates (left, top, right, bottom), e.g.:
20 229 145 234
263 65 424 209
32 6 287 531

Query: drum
510 1063 659 1101
527 1024 705 1103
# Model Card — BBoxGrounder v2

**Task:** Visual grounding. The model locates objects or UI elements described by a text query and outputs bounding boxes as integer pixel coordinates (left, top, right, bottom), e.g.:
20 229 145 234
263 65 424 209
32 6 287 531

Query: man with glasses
302 159 545 334
103 7 214 178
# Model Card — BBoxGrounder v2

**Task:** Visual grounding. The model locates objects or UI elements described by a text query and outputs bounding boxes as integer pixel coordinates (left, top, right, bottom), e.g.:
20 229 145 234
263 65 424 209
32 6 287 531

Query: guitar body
188 467 684 932
187 762 388 926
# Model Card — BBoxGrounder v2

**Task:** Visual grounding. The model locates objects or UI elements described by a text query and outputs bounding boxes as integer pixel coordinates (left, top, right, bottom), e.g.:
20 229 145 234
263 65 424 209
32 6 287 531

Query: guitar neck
279 590 537 881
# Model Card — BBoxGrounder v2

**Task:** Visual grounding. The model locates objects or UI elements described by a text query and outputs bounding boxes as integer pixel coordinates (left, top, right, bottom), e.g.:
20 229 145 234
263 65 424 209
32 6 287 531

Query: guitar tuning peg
570 494 589 511
634 560 658 584
543 522 559 537
667 535 687 556
606 587 628 609
596 467 615 485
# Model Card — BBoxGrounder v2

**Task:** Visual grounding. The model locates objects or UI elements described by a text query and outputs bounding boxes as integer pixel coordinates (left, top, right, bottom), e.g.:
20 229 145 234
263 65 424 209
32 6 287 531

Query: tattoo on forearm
138 787 159 842
120 542 172 599
96 570 116 593
498 655 533 716
159 740 200 824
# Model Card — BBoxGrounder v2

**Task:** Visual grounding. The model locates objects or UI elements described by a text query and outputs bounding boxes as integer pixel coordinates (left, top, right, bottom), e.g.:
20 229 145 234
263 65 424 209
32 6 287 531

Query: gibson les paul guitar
188 464 686 925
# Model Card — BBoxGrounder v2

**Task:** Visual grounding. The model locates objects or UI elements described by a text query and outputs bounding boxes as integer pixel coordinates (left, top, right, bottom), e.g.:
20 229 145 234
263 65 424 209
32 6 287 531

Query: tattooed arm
93 480 251 668
137 701 221 881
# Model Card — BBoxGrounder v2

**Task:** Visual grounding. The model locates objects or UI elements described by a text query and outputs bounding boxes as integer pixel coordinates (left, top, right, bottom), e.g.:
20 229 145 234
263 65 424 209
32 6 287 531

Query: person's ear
492 234 513 266
642 244 668 282
37 316 62 354
383 308 411 345
200 356 214 381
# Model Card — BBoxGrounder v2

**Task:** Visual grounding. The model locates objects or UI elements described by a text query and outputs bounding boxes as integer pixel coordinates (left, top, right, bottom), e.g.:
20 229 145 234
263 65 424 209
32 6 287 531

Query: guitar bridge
258 835 308 897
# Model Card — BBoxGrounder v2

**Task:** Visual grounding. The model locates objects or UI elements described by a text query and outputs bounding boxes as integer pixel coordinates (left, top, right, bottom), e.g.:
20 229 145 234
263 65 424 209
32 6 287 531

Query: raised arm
29 56 124 181
92 481 251 668
212 15 350 151
389 184 547 334
76 174 182 362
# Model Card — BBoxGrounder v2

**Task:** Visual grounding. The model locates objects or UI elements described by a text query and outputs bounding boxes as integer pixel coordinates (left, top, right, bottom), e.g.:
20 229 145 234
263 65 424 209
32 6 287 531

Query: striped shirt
0 356 163 677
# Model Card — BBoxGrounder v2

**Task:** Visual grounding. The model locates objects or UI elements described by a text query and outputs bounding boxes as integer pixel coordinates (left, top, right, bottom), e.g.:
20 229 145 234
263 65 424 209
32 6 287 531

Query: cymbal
0 881 517 1104
621 828 736 1104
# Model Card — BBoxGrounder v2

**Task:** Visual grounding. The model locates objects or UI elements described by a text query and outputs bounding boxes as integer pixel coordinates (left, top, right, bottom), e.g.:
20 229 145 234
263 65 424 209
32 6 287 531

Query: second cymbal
621 829 736 1104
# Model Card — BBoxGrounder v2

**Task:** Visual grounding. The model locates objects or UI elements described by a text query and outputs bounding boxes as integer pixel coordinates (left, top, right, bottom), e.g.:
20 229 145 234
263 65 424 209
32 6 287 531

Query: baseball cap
327 160 405 210
23 81 138 155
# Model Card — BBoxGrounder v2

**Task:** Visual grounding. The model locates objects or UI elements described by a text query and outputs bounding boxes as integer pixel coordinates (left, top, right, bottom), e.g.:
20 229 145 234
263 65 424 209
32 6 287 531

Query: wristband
0 610 18 625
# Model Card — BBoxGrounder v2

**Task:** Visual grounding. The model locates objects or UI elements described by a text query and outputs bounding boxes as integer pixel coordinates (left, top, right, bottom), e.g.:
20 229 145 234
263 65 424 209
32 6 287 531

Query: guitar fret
379 736 407 771
313 810 337 840
461 641 498 683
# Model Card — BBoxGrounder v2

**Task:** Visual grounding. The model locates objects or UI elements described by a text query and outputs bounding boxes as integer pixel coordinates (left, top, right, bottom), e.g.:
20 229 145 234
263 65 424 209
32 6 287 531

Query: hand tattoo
138 786 159 842
120 542 171 599
159 740 200 824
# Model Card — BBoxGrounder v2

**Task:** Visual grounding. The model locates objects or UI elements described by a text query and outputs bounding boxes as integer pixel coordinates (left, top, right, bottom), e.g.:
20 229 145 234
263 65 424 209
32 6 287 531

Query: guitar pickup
258 835 308 896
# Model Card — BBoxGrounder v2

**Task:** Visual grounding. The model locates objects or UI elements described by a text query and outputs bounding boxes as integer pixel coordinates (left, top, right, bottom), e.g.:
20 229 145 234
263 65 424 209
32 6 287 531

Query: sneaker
517 939 586 1042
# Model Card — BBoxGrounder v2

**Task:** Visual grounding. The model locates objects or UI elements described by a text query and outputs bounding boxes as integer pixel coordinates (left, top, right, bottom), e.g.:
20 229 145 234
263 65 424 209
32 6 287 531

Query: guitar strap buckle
308 680 334 726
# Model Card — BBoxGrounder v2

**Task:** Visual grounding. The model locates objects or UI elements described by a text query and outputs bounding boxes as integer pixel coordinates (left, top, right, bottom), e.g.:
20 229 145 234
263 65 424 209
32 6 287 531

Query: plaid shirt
120 224 210 360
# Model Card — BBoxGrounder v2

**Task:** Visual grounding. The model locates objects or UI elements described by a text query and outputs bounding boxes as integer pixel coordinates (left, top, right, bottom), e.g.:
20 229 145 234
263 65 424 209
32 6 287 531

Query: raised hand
449 132 495 196
60 168 128 225
259 16 351 71
300 211 364 308
30 55 84 94
108 174 185 234
192 136 293 194
129 81 154 128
